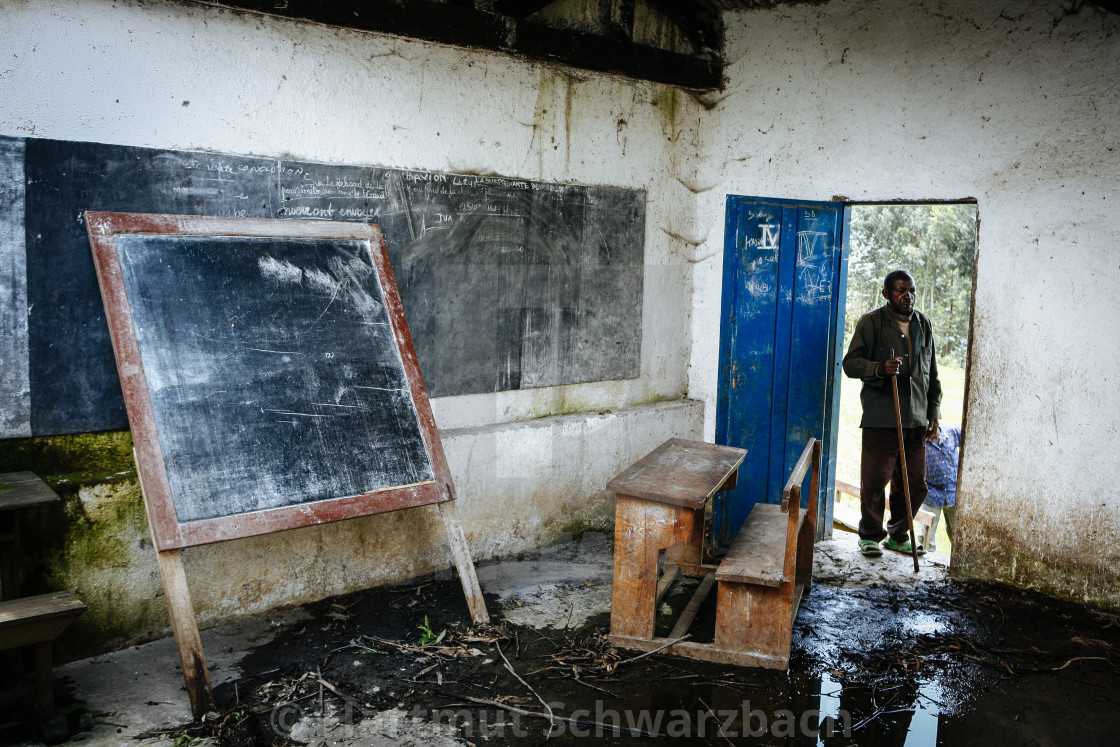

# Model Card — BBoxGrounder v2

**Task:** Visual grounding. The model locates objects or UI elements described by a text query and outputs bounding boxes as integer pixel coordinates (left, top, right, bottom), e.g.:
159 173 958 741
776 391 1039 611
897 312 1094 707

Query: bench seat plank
0 591 86 629
715 503 804 586
0 472 61 512
0 591 86 651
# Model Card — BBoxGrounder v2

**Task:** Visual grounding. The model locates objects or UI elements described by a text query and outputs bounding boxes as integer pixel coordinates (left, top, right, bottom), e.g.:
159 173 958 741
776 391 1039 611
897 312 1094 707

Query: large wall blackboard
0 136 645 437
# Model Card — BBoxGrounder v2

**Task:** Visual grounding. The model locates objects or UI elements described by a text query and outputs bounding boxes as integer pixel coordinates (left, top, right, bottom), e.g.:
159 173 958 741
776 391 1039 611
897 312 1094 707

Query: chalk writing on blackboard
0 136 645 437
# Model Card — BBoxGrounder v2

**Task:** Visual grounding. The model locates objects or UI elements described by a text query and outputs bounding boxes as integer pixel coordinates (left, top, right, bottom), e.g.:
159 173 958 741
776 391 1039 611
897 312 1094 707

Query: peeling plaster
689 0 1120 608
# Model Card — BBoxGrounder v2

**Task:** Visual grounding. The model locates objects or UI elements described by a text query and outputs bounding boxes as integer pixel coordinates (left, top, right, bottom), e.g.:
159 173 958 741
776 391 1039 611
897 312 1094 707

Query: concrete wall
0 0 704 654
690 0 1120 607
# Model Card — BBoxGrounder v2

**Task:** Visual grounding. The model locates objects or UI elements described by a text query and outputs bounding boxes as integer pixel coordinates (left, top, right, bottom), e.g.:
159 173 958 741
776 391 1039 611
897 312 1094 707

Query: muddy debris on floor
125 537 1120 747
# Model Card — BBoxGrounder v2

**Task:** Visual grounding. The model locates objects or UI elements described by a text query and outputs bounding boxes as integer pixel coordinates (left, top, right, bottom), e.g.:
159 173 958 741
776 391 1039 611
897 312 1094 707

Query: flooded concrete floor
4 531 1119 745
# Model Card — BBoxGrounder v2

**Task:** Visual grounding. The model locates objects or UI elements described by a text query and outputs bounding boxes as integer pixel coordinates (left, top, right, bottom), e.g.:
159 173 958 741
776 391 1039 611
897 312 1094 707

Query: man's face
882 276 916 316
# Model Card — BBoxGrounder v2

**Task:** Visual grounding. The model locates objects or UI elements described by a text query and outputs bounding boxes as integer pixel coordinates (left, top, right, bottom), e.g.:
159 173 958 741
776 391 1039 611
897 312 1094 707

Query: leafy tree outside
844 204 977 367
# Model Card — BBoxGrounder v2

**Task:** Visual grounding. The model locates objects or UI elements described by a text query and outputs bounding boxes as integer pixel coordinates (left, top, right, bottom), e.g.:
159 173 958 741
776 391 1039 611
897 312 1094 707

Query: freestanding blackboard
86 211 488 717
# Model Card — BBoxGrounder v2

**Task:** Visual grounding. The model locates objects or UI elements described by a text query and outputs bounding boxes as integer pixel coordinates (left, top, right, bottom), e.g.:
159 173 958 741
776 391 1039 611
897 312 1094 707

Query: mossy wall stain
955 515 1120 612
0 430 136 490
532 68 560 172
0 431 467 660
531 67 581 173
502 382 683 425
556 512 614 541
1 431 166 659
653 84 680 142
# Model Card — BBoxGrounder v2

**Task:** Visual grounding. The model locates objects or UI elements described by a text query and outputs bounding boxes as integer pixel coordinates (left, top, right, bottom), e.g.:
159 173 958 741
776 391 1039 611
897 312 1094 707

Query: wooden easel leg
437 501 490 625
33 642 53 715
137 452 215 719
154 548 215 719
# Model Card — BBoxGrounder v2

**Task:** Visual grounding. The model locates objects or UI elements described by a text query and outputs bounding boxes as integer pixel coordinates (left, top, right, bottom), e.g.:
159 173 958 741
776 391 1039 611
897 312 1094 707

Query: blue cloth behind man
921 424 961 551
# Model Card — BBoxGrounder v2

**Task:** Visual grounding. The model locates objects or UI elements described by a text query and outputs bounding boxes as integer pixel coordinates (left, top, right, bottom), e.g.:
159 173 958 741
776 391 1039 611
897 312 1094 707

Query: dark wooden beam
491 0 557 17
608 0 636 41
211 0 721 89
514 20 718 89
216 1 514 51
643 0 722 51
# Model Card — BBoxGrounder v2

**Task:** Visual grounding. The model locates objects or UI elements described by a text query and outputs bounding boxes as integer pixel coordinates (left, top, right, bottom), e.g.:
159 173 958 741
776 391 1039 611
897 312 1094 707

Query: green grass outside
835 362 965 555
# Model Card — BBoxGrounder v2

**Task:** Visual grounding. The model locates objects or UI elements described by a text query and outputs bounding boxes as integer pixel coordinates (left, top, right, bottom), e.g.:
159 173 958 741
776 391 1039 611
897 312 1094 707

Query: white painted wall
0 0 703 644
691 0 1120 605
4 0 1117 646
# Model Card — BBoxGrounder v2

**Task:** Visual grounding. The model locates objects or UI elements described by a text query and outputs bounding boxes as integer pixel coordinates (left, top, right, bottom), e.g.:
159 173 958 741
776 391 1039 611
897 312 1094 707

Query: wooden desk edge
606 442 746 508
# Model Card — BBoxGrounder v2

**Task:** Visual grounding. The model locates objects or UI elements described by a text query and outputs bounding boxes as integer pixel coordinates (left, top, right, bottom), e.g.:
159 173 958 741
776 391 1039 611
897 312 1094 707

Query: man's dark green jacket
842 305 941 429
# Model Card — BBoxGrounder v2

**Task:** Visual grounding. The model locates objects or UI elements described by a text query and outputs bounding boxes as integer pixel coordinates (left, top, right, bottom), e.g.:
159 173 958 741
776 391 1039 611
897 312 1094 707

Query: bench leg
611 496 698 640
34 642 53 715
714 581 794 668
795 508 815 596
664 506 706 576
0 512 19 600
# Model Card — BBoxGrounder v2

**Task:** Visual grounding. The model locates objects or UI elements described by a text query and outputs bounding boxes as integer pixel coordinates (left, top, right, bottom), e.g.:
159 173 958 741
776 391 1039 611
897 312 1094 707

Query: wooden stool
607 438 744 643
0 591 86 714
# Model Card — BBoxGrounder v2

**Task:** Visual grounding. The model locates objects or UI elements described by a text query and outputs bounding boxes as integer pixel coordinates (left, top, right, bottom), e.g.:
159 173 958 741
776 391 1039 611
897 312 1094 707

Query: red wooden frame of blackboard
86 212 454 551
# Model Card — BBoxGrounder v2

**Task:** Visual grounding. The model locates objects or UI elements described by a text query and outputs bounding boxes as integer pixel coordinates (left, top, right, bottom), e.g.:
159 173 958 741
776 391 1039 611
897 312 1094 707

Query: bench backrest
782 438 821 584
781 439 822 513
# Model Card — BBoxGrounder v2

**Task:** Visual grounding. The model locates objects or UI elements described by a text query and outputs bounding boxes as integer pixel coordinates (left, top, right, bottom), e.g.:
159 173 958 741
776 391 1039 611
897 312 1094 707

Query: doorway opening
834 202 978 557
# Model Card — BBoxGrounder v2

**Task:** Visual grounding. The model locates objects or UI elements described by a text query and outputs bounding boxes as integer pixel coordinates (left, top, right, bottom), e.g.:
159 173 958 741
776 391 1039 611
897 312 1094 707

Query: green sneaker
859 539 882 557
882 537 926 556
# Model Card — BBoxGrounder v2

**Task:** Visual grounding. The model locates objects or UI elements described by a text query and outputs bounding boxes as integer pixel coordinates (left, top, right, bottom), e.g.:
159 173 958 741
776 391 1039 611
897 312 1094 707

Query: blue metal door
713 196 849 549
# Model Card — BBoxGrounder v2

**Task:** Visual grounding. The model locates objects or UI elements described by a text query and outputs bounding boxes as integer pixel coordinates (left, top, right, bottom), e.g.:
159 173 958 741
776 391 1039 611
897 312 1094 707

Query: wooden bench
713 438 821 668
0 591 87 714
608 437 821 669
1 472 62 601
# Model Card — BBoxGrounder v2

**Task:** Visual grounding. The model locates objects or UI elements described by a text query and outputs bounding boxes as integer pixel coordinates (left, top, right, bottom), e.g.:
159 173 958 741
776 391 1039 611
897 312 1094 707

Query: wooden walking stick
887 347 920 572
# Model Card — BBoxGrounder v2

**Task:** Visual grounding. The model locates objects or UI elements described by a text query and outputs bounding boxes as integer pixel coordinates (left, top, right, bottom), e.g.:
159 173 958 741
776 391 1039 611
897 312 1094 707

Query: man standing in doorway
843 270 941 557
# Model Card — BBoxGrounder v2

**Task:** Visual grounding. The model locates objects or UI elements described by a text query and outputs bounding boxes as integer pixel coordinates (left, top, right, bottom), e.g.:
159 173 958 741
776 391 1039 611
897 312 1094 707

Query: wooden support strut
437 500 489 625
137 454 215 719
154 548 216 718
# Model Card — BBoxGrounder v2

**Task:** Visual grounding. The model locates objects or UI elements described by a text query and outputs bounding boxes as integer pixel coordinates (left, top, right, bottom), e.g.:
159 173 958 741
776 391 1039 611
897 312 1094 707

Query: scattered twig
1039 656 1112 672
315 675 362 706
413 662 441 679
359 635 433 656
698 697 735 746
570 674 624 700
613 634 692 668
850 684 905 732
497 641 558 739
